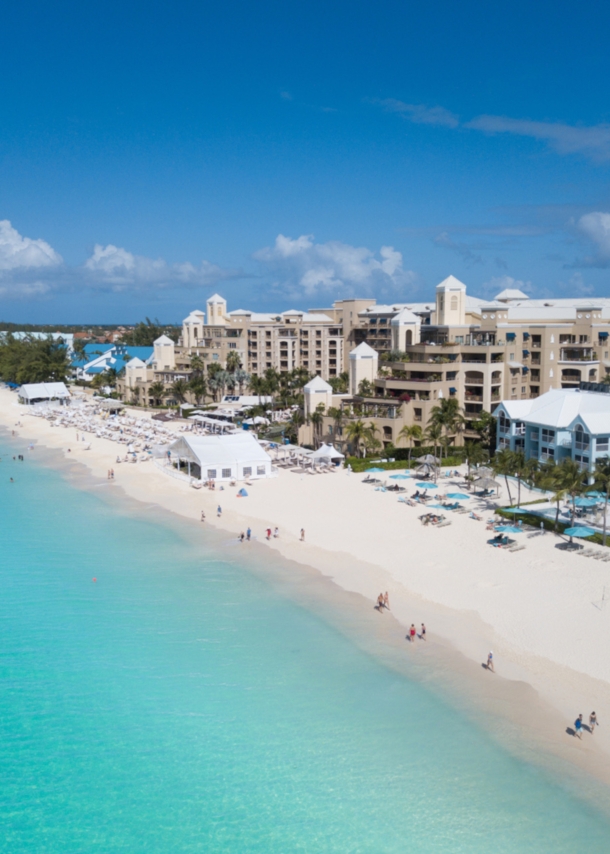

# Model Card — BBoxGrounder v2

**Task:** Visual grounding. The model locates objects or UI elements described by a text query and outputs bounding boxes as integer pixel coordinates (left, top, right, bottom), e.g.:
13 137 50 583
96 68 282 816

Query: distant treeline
0 322 121 333
0 334 71 384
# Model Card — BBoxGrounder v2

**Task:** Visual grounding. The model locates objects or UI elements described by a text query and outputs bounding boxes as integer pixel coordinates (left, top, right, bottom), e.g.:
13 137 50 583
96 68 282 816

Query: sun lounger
437 520 452 528
509 544 526 552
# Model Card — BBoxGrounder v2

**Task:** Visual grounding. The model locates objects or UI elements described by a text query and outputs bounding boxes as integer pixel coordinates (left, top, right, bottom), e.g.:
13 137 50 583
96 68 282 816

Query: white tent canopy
18 382 70 404
167 432 274 481
309 443 345 462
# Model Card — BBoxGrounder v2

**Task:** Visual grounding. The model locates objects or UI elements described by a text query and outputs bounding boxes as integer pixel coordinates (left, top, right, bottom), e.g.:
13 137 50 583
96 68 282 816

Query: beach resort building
494 384 610 473
166 432 274 482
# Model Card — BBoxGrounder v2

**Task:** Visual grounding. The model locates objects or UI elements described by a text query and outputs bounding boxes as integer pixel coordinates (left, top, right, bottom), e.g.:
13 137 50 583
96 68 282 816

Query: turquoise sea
1 440 610 853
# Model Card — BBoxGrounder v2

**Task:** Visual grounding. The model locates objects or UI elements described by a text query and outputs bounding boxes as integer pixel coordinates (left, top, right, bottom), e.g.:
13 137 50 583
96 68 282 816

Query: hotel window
498 413 509 434
243 467 252 477
574 427 590 451
207 469 217 479
521 386 526 393
222 468 232 478
596 438 609 452
541 429 555 442
414 408 422 421
257 465 266 476
228 343 237 349
541 447 555 460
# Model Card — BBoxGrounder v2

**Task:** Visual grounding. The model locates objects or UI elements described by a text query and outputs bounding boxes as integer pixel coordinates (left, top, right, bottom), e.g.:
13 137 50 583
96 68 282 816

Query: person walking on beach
383 592 390 610
217 505 222 517
420 623 426 640
409 624 417 642
486 651 494 672
239 532 245 542
273 527 279 539
589 711 599 734
300 528 305 541
246 527 251 541
376 593 385 612
266 527 271 540
201 511 205 522
574 714 584 739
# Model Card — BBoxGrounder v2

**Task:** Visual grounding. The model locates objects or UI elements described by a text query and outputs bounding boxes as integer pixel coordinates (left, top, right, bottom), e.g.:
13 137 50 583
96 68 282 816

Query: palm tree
492 448 516 505
429 398 464 458
424 422 443 465
190 354 205 377
188 376 207 405
310 404 325 446
326 406 345 439
234 369 250 395
130 385 141 406
170 379 189 404
397 424 423 463
365 422 382 455
555 458 587 526
345 419 369 458
226 351 241 372
593 458 610 545
464 440 488 480
249 374 267 405
149 381 166 406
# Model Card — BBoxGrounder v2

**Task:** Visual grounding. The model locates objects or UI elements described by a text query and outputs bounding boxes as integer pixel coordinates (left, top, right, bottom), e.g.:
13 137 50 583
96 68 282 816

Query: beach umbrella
416 482 437 489
563 526 596 539
585 491 606 499
389 473 410 480
495 525 522 534
447 492 471 500
416 454 440 464
574 496 599 507
366 467 385 473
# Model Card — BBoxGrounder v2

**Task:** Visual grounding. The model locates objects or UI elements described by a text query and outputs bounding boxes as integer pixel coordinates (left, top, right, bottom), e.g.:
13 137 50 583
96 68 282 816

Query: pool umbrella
416 482 437 489
563 526 596 539
574 496 599 507
389 473 410 480
495 525 522 534
366 467 385 473
416 454 440 464
447 492 471 500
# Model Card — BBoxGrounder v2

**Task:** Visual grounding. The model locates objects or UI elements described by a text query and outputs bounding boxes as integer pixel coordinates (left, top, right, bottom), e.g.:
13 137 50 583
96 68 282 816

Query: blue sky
2 0 610 323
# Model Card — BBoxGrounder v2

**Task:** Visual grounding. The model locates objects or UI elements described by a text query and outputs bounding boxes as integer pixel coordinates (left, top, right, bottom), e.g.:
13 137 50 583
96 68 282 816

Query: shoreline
2 388 610 804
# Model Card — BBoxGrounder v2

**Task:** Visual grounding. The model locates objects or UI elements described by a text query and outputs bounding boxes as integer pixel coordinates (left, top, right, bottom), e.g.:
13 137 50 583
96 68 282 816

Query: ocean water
1 444 610 853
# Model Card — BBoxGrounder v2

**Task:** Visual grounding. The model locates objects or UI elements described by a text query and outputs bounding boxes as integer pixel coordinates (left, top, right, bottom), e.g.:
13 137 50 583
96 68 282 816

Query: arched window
498 412 509 434
450 295 458 311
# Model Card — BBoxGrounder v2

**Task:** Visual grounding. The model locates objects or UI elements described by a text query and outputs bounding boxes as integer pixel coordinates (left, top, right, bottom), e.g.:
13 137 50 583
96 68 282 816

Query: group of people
375 592 390 611
573 712 599 739
106 469 115 480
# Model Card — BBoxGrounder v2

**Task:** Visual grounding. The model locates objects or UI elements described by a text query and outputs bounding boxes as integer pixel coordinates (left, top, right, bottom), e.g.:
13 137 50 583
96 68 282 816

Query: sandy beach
3 386 610 792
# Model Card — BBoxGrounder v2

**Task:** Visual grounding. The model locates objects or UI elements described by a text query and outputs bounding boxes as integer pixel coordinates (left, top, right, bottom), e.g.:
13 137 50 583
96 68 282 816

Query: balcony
465 393 483 402
559 349 598 363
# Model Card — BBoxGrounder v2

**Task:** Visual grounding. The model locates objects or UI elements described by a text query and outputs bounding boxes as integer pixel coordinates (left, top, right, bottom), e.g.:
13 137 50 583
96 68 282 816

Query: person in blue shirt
574 714 584 739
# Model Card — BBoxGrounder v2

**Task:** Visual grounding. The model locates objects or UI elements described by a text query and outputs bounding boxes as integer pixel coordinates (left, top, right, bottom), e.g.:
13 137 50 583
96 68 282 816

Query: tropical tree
593 457 610 546
0 333 71 384
492 448 516 505
327 406 345 437
249 374 268 405
130 385 141 406
429 398 465 458
309 404 325 446
328 372 349 393
170 379 189 404
234 369 250 395
555 458 588 525
188 376 207 405
424 422 443 464
357 379 375 397
226 350 241 372
365 422 382 455
121 318 179 346
396 424 423 462
345 419 369 458
149 382 166 406
471 409 497 452
463 440 488 480
190 354 205 377
72 338 88 360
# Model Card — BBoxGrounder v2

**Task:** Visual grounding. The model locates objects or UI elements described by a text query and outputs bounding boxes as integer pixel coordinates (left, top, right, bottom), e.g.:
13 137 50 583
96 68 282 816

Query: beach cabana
310 444 345 465
18 382 70 406
167 432 274 482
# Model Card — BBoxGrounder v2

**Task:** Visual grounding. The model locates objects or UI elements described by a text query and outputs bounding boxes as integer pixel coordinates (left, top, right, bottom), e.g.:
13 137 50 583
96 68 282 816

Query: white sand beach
3 386 610 788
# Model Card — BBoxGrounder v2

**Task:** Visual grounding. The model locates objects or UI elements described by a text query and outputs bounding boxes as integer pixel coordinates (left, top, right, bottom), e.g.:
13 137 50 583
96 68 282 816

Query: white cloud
0 220 62 271
573 212 610 266
379 99 459 128
253 234 416 297
376 99 610 162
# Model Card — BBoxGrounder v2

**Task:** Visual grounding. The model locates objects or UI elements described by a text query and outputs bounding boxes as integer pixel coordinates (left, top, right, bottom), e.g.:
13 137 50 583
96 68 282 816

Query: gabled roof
125 357 146 368
349 342 378 358
498 388 610 433
391 308 420 326
154 334 174 345
495 288 529 301
436 274 467 291
207 293 225 304
304 375 333 391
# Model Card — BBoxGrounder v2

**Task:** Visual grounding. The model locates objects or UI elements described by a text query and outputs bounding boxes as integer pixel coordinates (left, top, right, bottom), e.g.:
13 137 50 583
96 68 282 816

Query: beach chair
509 544 526 553
437 520 452 528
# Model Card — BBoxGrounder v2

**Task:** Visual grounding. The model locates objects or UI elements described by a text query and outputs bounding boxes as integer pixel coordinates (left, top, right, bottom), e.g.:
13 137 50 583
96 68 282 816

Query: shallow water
1 443 609 852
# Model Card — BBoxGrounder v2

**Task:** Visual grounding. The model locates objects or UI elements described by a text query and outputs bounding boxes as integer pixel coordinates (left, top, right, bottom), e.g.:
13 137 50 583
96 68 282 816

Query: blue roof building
74 344 154 380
